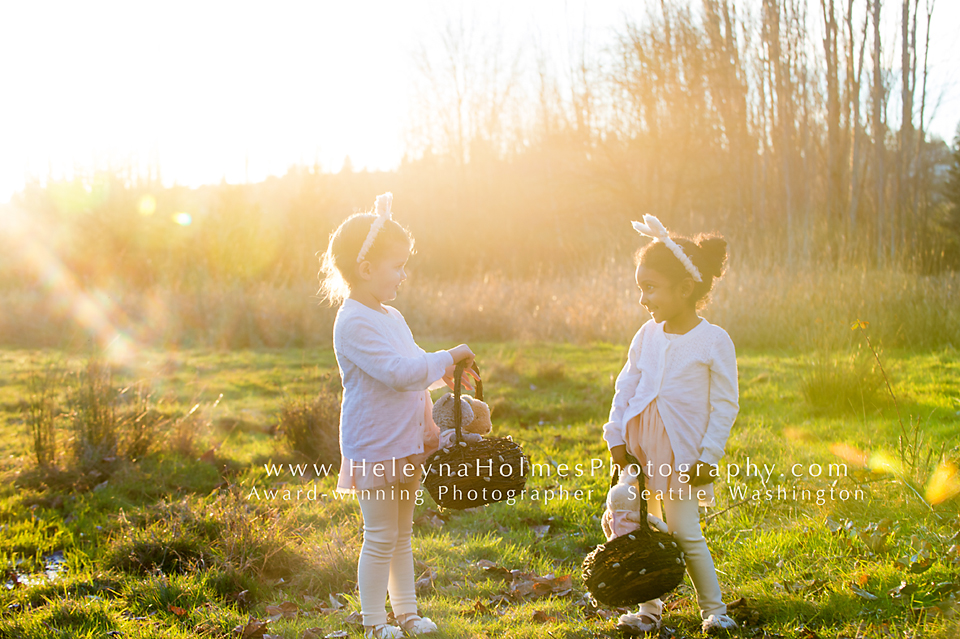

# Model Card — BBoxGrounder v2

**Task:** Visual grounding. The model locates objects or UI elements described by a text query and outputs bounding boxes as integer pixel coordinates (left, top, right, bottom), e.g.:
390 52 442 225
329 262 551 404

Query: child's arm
697 331 739 467
336 320 458 392
602 327 645 455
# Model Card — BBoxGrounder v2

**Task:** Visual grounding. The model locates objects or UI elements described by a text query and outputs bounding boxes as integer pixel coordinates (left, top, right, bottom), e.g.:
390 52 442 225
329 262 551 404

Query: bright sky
1 0 958 204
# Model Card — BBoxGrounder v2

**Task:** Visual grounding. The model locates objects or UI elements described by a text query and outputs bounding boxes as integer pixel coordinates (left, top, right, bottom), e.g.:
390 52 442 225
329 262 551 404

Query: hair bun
695 235 727 278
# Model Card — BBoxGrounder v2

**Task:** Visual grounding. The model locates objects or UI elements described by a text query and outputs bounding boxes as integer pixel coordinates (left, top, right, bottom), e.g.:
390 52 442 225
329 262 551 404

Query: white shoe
617 611 661 634
400 614 438 634
701 613 738 634
364 623 404 638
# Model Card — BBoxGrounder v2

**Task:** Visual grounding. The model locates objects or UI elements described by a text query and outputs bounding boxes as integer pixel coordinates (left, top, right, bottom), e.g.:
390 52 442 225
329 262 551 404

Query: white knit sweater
333 299 454 462
602 318 739 468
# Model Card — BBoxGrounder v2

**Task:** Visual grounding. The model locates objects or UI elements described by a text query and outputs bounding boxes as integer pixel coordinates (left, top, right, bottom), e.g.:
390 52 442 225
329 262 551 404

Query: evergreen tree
939 123 960 267
946 124 960 226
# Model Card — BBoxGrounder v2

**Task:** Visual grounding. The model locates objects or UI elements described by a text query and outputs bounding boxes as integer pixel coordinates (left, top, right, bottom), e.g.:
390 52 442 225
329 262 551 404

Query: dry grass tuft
276 376 342 468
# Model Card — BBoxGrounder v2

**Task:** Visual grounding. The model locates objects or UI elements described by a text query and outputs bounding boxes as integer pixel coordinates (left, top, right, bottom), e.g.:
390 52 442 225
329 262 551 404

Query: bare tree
872 0 886 265
844 0 870 248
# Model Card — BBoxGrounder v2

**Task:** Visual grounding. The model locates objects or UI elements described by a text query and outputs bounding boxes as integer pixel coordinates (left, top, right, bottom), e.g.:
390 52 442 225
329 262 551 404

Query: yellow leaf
926 461 960 505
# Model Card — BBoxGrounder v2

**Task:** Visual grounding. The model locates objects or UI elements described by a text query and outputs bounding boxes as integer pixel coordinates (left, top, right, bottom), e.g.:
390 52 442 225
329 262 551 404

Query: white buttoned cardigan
602 318 739 468
333 299 454 462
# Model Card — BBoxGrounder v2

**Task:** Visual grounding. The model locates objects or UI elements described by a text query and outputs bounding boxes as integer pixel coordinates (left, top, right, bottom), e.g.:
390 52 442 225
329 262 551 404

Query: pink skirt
624 398 715 506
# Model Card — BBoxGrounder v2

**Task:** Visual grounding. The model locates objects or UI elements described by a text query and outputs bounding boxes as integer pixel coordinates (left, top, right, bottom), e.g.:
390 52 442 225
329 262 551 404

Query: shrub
104 492 313 583
23 358 64 467
799 347 883 415
70 357 119 469
117 380 165 461
276 376 341 468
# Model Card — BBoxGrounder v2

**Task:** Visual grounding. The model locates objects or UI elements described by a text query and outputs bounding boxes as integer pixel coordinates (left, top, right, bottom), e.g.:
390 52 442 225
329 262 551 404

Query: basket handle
453 360 483 444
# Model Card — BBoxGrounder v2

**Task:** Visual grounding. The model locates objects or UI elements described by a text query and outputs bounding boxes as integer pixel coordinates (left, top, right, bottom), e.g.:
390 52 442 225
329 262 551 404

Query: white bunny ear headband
631 214 702 282
357 192 394 263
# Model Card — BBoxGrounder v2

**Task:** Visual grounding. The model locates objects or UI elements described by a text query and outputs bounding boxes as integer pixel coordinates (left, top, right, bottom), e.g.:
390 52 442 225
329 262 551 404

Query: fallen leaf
168 604 187 616
591 608 619 620
265 600 298 622
727 596 760 625
946 545 959 565
932 581 960 598
233 618 269 639
301 629 324 639
488 594 512 607
415 568 437 593
849 584 878 601
531 525 550 539
664 596 693 611
461 599 491 617
476 560 512 580
887 581 917 599
913 599 959 619
414 509 445 529
508 572 572 600
324 632 349 638
859 530 887 553
531 609 557 623
343 612 363 626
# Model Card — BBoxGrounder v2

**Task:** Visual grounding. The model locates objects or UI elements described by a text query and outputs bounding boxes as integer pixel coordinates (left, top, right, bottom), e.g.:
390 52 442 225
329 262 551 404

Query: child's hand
610 445 628 471
688 460 717 486
442 347 479 392
447 344 475 366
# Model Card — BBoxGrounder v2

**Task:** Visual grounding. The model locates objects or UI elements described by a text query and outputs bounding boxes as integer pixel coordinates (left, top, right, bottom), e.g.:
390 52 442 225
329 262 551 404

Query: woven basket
422 361 529 510
581 466 687 606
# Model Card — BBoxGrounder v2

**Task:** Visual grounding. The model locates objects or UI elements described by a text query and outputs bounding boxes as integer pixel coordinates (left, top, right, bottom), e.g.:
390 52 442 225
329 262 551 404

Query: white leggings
638 490 726 620
356 478 421 626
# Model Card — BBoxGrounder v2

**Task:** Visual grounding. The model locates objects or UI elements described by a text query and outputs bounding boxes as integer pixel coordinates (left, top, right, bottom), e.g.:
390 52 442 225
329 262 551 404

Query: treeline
4 0 960 298
407 0 960 271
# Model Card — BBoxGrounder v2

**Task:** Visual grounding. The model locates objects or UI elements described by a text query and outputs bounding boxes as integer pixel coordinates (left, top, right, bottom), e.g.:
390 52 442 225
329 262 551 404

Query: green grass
0 343 958 638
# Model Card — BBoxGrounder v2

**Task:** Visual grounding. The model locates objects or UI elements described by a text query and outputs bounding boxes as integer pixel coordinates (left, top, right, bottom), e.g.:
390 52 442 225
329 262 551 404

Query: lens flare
7 206 139 366
830 443 869 467
925 461 960 505
138 194 156 216
868 451 903 475
173 212 192 226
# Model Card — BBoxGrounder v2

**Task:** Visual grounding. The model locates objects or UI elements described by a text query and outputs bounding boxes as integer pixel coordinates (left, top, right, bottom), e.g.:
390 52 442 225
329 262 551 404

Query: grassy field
0 341 958 638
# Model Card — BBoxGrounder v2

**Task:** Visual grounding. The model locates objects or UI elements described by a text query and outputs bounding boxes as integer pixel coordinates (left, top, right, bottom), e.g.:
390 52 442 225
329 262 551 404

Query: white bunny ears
357 192 393 263
631 214 702 282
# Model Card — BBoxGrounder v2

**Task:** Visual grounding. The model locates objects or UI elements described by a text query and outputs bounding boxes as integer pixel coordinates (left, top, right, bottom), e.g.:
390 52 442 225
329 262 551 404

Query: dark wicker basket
581 466 687 606
422 361 529 510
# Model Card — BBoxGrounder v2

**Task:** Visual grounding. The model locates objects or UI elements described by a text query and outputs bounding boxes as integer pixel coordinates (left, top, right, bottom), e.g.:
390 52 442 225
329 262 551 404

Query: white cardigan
333 299 454 462
602 318 739 468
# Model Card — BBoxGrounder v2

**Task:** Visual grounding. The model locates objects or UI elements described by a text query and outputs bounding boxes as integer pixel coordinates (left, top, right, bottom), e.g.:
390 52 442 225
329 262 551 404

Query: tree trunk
872 0 885 265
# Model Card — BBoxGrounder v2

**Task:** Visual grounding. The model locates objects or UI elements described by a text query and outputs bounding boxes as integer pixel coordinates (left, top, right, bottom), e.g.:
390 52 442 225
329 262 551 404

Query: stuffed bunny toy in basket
423 361 529 510
602 463 670 541
432 392 493 450
581 463 686 607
